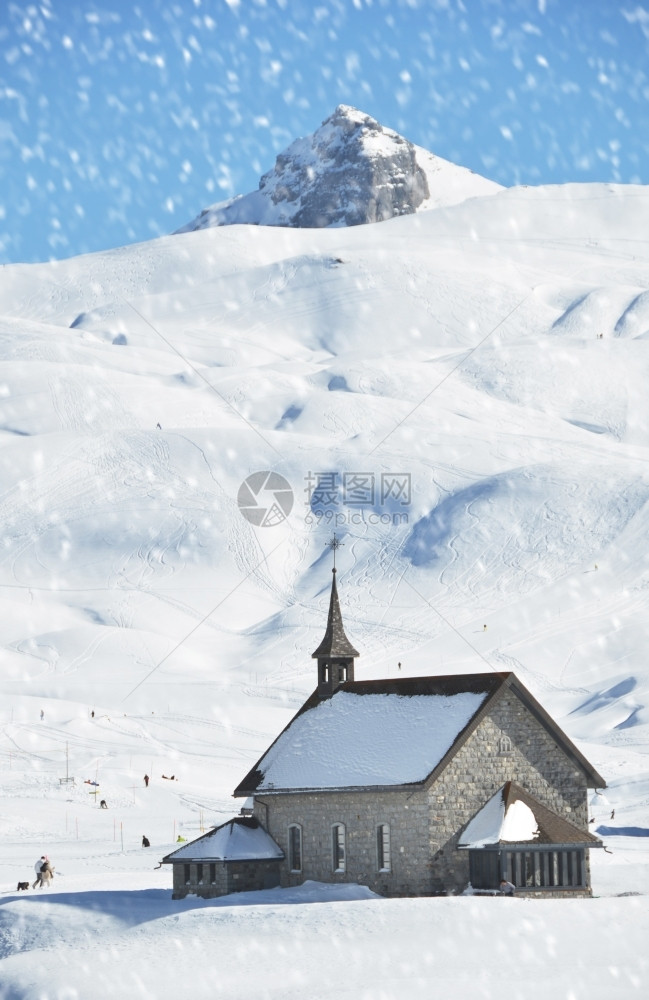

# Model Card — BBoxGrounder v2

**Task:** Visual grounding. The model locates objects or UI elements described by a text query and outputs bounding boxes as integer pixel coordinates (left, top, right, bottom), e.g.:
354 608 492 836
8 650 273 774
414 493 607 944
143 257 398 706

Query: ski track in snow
1 186 649 995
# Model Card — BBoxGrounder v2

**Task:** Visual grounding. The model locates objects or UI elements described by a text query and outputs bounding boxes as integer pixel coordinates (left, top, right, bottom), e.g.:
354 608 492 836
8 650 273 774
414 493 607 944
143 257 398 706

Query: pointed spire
312 568 359 659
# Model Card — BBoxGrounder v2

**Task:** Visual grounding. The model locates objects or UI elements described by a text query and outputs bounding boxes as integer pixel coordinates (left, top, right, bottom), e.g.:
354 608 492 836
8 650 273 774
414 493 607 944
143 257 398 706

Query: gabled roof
161 817 283 864
311 568 359 659
458 781 603 848
421 672 606 791
233 672 606 797
234 673 502 795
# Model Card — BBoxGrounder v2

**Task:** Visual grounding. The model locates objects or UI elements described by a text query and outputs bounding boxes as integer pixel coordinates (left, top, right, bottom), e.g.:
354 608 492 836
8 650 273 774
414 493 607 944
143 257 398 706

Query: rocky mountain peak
176 106 500 234
257 105 430 228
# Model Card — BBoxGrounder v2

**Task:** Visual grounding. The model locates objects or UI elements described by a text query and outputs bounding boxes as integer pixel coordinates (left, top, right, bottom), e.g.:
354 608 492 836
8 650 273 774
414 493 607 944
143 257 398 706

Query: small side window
332 823 346 872
288 824 302 872
377 824 391 872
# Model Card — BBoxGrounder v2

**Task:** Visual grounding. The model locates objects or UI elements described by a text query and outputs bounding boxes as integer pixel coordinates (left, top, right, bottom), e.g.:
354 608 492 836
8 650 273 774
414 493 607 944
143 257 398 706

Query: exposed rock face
176 105 500 233
258 105 430 227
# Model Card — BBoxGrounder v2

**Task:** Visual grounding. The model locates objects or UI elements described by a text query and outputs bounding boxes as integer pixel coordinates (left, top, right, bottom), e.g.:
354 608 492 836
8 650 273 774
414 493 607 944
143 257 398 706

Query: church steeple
312 538 359 697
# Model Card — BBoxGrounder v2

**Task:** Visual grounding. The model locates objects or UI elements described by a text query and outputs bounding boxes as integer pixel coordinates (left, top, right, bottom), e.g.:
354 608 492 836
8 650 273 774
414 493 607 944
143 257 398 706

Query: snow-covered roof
235 675 502 795
458 782 603 848
162 817 283 863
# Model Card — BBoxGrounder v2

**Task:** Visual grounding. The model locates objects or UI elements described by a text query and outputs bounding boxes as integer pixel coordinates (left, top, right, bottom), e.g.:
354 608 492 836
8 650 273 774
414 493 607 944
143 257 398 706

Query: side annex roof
161 816 283 864
458 781 604 849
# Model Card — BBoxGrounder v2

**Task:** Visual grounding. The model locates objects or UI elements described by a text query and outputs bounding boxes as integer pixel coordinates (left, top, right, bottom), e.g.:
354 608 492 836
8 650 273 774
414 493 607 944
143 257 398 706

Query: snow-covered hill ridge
1 179 649 725
176 105 501 233
2 180 644 330
2 181 649 979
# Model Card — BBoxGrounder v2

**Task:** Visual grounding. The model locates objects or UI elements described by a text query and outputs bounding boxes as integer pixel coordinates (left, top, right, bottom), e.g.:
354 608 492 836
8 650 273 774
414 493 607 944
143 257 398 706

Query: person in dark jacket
40 858 55 887
33 856 54 888
32 856 46 889
142 835 150 847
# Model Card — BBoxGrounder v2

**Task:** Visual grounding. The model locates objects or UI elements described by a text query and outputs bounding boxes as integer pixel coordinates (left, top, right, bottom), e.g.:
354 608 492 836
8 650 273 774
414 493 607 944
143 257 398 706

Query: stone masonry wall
170 859 281 899
427 691 594 895
254 787 433 897
225 859 281 894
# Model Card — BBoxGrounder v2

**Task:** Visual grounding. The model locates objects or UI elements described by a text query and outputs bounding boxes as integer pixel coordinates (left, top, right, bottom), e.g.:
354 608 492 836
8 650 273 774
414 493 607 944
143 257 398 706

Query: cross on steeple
328 532 343 569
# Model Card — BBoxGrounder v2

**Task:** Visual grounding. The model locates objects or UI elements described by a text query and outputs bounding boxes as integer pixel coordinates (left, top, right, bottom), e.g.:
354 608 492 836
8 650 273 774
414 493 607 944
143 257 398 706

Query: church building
163 567 605 899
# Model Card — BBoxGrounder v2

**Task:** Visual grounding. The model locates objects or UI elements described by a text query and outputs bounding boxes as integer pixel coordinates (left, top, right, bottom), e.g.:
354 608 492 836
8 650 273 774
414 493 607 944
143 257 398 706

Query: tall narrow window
183 864 191 885
377 824 391 871
209 863 216 884
288 824 302 872
332 823 346 872
196 863 204 884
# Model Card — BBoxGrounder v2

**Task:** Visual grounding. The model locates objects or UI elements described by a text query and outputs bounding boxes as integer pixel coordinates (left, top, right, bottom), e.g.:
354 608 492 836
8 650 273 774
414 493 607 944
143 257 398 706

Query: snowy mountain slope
1 180 649 996
177 105 501 233
2 183 649 717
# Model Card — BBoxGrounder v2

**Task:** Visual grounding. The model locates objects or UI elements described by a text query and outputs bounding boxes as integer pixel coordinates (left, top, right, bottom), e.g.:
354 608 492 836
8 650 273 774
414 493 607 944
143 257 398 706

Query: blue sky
1 0 648 264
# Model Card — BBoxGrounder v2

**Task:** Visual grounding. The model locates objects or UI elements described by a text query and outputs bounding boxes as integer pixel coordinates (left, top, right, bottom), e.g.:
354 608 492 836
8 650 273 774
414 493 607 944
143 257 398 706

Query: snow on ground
1 880 647 1000
1 183 649 996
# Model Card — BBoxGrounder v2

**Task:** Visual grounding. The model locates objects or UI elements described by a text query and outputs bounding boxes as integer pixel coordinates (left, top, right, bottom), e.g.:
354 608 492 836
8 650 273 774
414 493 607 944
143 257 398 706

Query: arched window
499 734 513 754
332 823 346 872
288 824 302 872
377 824 391 872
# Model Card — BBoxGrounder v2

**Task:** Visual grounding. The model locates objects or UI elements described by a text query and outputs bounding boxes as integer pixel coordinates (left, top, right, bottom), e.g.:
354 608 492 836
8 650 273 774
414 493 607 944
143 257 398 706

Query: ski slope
1 182 649 997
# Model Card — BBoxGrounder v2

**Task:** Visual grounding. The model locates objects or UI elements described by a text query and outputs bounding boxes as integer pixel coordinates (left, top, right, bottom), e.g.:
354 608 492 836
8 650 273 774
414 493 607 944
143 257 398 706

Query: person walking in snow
142 835 150 847
144 774 149 787
33 855 54 889
39 857 55 888
32 856 46 889
40 709 44 721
